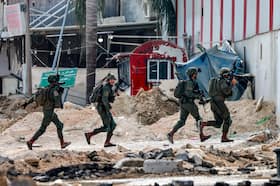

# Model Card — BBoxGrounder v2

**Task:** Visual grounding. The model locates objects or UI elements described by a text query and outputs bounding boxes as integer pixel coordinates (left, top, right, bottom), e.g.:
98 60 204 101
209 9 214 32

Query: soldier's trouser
172 101 201 133
32 109 64 141
208 98 232 133
94 104 116 134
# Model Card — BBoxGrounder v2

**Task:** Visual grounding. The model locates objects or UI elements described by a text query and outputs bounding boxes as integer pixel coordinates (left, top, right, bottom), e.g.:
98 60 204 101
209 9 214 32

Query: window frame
147 59 171 82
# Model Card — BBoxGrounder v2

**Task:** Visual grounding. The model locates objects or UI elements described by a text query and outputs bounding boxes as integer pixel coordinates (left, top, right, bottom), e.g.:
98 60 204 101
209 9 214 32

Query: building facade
176 0 280 121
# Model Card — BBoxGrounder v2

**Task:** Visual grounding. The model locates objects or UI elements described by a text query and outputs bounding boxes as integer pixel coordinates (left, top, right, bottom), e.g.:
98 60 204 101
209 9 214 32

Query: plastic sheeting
175 45 250 100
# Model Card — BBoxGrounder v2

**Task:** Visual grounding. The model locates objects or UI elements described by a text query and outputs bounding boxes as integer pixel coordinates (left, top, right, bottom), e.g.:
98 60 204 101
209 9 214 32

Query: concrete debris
113 158 144 169
143 159 183 173
139 148 174 160
256 96 264 112
171 180 194 186
0 93 279 183
175 150 189 161
214 182 230 186
248 130 273 143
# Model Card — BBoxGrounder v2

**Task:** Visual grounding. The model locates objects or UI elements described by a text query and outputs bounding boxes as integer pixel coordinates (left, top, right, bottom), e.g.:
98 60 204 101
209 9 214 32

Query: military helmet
107 74 116 80
48 75 59 83
219 67 231 76
186 67 199 77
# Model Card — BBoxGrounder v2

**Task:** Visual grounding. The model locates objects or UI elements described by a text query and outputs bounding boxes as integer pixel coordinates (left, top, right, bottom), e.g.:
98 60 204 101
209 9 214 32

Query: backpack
208 78 219 97
34 87 50 106
89 84 103 103
174 81 185 98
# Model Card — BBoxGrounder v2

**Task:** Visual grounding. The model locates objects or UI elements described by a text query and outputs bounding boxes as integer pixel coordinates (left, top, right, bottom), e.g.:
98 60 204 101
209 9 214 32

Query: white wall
235 31 278 103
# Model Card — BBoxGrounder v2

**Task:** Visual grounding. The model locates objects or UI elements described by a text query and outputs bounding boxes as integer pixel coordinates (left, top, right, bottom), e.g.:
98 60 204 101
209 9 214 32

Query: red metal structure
115 40 188 95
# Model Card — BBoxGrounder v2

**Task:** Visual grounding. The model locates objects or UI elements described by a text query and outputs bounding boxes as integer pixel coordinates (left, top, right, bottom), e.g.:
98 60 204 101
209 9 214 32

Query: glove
199 98 206 105
57 86 64 94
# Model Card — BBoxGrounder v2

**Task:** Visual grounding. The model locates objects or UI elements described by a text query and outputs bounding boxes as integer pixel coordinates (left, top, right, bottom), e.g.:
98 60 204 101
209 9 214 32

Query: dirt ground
0 90 278 184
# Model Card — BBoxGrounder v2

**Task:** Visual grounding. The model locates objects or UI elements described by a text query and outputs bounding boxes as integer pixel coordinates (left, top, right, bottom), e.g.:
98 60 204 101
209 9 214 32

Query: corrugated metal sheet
212 0 220 46
203 0 211 49
259 0 269 33
194 0 201 45
273 0 280 29
186 0 192 36
234 0 243 41
246 0 256 37
223 0 232 41
177 0 280 49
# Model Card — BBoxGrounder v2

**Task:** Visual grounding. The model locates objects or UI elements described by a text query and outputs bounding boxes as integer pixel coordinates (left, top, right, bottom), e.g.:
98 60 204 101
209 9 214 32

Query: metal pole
274 148 280 178
51 0 71 71
25 0 32 96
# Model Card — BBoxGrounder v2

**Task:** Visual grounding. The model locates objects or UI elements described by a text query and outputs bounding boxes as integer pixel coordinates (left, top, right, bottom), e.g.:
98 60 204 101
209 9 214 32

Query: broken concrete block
172 180 194 186
175 150 189 161
113 158 144 169
143 159 183 173
191 155 202 166
194 166 211 173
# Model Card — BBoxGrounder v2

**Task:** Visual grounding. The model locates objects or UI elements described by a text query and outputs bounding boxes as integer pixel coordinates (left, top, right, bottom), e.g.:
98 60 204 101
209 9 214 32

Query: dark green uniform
26 75 70 150
93 83 116 133
207 78 233 133
172 79 202 132
31 85 64 141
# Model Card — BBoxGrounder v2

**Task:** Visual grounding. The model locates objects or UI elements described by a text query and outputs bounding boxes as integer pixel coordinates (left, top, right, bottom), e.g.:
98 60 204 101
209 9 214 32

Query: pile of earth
0 95 39 133
113 88 179 125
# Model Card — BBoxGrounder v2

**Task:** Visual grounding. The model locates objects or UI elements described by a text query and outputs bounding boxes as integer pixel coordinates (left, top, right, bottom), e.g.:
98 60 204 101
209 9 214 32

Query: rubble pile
113 88 179 125
134 88 179 125
0 96 35 133
0 150 120 182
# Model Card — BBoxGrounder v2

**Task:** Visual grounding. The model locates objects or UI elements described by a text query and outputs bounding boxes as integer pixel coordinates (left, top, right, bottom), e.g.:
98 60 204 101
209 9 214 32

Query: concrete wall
234 30 279 111
2 77 17 95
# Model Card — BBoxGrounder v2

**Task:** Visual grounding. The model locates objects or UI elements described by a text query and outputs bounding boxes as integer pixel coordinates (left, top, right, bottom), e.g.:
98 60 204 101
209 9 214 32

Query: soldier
26 75 71 150
199 67 237 142
84 74 118 147
167 67 211 144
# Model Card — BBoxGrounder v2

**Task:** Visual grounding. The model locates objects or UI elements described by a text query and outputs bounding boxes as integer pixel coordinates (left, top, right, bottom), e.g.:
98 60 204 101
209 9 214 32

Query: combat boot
167 130 175 144
26 139 34 150
84 132 92 145
221 132 234 143
104 132 116 147
199 121 211 142
60 138 71 149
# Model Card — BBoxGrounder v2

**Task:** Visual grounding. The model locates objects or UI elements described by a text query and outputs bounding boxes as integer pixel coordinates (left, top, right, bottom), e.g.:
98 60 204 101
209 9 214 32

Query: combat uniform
167 67 210 144
26 75 71 150
85 75 117 147
201 68 235 142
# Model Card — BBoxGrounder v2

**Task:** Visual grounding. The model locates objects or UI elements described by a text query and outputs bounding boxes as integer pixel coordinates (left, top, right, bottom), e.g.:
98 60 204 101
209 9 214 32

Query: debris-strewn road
0 92 278 185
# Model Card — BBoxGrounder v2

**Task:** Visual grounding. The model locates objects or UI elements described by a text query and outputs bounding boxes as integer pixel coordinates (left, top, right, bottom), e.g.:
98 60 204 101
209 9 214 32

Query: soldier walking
26 75 71 150
85 74 118 147
199 67 237 142
167 67 211 144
